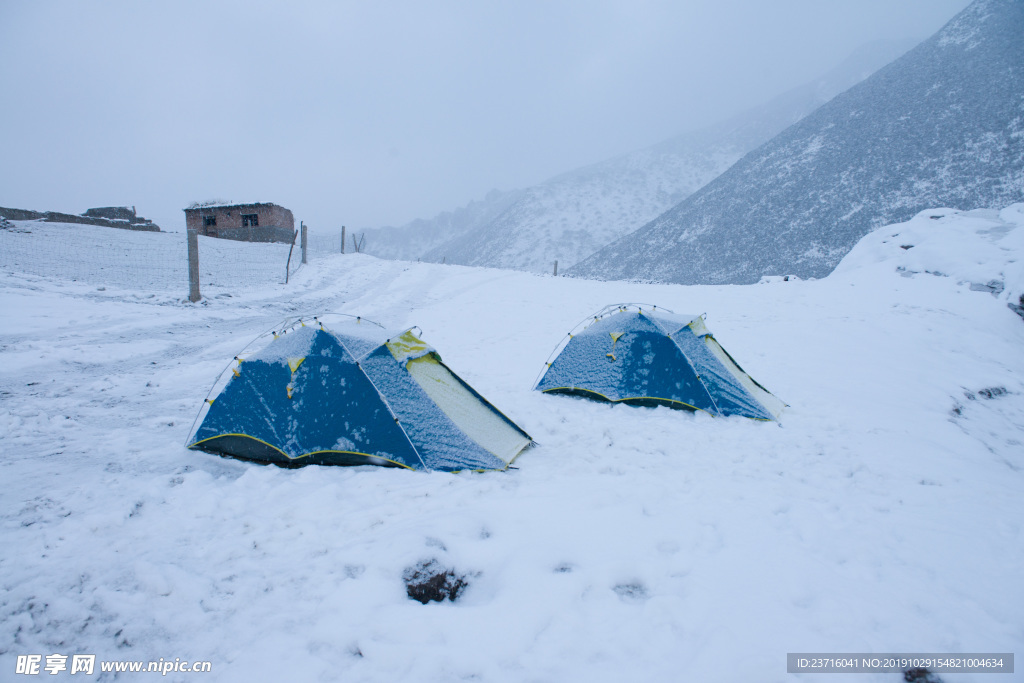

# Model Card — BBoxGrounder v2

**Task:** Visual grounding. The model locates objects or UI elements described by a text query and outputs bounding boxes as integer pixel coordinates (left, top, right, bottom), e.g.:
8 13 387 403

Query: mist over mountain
362 40 911 272
356 189 523 261
572 0 1024 284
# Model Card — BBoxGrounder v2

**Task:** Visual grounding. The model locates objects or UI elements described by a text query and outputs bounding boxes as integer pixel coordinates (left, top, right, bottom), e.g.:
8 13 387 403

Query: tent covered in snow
187 317 532 471
535 304 785 420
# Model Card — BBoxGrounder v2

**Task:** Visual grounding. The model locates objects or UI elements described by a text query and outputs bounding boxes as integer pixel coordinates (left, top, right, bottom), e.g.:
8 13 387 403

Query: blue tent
188 317 532 471
535 304 784 420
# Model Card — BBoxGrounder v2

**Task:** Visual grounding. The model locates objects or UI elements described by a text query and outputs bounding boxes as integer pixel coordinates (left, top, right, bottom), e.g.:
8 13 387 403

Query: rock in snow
572 0 1024 285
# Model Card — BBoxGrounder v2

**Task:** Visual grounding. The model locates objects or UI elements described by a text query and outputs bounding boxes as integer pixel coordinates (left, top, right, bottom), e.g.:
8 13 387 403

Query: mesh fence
0 221 345 296
304 229 370 257
305 232 345 256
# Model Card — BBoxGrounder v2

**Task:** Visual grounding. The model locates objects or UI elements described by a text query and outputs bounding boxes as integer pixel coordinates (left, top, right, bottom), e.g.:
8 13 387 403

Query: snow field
0 221 316 295
1 207 1023 682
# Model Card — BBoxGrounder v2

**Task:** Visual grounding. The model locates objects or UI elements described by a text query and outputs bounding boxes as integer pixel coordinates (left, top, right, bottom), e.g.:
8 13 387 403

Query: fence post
300 221 307 264
187 228 201 302
341 225 346 254
553 260 558 276
285 229 298 284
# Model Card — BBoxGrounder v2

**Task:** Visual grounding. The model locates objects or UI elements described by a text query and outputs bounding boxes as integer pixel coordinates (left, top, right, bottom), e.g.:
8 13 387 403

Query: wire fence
305 229 370 257
0 220 349 297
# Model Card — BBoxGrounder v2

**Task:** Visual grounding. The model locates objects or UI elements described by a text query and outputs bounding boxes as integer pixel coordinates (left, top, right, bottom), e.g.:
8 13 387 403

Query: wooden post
341 225 345 253
300 221 307 264
285 229 298 284
187 229 201 302
553 260 558 276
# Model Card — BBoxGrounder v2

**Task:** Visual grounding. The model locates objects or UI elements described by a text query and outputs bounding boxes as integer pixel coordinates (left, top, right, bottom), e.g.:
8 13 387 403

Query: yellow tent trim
287 357 305 373
607 332 624 361
540 386 714 416
188 433 522 472
188 433 416 469
385 329 431 363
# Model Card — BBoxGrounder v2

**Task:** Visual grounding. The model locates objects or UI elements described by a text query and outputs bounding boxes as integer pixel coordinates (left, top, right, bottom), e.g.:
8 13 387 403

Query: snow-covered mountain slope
363 41 911 273
358 188 523 261
2 204 1022 682
573 0 1024 285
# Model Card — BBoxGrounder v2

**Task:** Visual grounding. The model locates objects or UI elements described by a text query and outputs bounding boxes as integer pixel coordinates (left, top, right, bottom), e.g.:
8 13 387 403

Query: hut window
242 214 259 227
203 215 217 227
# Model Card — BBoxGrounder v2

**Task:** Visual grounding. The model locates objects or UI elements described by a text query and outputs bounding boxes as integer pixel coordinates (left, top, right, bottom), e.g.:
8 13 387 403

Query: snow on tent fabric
535 305 785 420
187 319 532 471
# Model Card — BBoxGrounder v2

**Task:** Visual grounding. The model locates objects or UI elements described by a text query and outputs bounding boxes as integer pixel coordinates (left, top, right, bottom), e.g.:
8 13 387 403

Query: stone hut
183 202 294 243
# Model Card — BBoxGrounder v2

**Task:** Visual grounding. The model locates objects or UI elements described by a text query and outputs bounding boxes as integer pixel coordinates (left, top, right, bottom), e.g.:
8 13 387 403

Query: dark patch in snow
425 537 448 552
958 386 1008 407
0 217 31 233
114 628 132 649
553 563 574 574
904 667 944 682
1008 294 1024 320
962 385 1011 405
612 582 648 601
403 560 469 604
968 279 1004 295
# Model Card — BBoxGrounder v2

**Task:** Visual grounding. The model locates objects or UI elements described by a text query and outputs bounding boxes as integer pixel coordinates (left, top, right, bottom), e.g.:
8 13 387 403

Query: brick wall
184 203 295 243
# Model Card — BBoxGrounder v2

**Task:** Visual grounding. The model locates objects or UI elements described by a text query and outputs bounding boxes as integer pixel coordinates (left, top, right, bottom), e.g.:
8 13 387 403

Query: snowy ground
1 207 1022 682
0 221 306 294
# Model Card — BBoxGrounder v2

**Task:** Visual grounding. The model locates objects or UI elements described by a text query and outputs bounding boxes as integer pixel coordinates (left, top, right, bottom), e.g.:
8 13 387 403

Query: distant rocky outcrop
571 0 1024 284
0 205 160 231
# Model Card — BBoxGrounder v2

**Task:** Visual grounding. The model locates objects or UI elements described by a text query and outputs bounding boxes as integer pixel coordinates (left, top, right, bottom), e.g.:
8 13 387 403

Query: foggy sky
0 0 971 234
